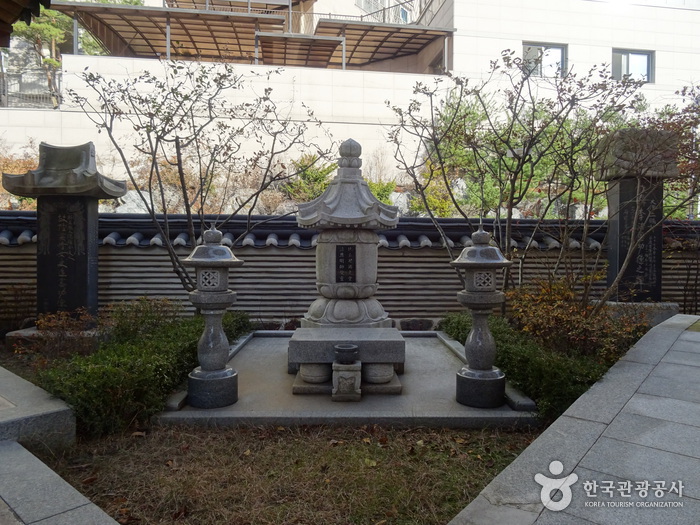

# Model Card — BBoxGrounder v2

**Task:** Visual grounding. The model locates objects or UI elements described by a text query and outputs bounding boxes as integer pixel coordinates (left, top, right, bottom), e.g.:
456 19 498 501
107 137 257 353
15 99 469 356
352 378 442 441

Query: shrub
15 308 98 364
101 296 182 343
439 312 618 421
37 302 252 437
281 155 337 202
507 278 648 365
0 284 36 336
367 180 396 205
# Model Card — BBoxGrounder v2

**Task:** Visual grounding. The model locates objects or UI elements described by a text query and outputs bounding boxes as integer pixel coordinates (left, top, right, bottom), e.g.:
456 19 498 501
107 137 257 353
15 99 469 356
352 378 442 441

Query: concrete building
1 0 699 174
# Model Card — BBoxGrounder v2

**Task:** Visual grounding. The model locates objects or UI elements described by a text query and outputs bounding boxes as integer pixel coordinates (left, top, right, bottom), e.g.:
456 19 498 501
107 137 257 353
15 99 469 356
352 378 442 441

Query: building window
523 43 567 77
356 0 386 14
612 49 654 83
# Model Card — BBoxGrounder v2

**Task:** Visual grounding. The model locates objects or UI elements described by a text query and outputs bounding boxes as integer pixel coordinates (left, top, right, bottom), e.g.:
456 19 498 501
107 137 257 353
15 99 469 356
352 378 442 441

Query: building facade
1 0 699 176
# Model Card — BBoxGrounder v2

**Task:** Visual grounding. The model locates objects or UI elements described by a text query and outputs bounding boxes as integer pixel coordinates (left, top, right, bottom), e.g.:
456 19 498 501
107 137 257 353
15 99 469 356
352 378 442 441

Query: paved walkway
1 315 698 524
0 368 115 525
449 314 700 525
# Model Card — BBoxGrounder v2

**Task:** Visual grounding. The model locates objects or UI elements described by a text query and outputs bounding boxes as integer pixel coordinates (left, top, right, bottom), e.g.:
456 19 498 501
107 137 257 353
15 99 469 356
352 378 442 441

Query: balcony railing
0 70 61 109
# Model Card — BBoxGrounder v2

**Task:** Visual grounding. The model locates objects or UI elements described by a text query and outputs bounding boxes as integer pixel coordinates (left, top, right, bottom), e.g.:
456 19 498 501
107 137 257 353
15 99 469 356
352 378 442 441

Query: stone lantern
450 228 512 408
183 228 244 408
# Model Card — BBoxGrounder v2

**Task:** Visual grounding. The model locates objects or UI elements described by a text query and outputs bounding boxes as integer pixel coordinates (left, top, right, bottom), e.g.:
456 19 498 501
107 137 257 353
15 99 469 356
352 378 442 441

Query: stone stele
2 142 126 316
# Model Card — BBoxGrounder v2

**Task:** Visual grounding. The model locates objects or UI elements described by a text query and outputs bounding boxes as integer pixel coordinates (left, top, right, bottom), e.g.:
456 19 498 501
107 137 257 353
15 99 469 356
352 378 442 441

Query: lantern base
456 366 505 408
187 366 238 408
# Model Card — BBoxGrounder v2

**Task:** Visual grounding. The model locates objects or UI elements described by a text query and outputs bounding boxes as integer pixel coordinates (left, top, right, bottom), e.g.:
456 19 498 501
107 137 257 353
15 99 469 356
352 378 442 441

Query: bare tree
68 61 332 291
387 50 700 311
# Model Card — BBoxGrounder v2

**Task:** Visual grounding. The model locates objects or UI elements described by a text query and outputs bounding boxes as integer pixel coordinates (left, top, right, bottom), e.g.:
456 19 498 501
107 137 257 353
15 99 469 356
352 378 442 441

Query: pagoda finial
338 138 362 168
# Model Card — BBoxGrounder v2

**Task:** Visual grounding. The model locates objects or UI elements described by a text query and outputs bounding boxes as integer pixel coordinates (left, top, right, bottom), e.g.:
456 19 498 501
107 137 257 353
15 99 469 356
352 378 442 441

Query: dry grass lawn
35 425 539 525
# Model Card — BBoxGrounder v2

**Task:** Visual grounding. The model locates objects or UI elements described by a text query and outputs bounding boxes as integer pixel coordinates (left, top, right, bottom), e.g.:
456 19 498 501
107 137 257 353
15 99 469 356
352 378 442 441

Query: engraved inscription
336 245 356 283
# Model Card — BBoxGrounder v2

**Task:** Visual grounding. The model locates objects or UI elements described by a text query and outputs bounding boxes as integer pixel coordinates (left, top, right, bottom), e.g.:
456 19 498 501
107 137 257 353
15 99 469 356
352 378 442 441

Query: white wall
1 54 433 180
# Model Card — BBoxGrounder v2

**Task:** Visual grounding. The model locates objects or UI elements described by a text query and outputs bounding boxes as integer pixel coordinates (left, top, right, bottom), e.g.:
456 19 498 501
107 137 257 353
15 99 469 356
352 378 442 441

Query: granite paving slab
562 360 653 425
637 362 700 403
0 367 74 449
624 393 700 428
0 396 15 411
602 412 700 459
660 349 700 367
0 440 116 525
550 467 693 525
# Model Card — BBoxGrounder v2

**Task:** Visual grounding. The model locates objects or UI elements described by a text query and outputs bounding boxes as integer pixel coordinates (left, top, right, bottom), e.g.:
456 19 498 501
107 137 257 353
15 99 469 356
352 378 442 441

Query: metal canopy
167 0 293 11
255 32 342 68
314 19 450 68
50 1 453 69
52 1 287 61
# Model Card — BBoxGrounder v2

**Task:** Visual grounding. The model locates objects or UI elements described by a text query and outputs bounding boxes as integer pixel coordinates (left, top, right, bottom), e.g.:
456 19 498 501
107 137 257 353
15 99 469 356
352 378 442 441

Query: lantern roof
2 142 127 199
450 228 512 270
183 228 244 268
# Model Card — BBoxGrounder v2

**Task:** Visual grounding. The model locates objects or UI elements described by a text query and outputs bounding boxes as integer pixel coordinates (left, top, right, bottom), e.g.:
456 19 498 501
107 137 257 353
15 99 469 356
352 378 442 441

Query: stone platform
0 366 116 524
0 366 74 449
157 331 536 428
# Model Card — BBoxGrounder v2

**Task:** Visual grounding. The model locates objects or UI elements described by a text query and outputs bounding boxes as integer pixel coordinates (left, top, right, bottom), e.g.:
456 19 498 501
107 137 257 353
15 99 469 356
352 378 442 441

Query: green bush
439 312 613 421
37 305 251 437
281 154 337 202
367 180 396 205
101 297 182 343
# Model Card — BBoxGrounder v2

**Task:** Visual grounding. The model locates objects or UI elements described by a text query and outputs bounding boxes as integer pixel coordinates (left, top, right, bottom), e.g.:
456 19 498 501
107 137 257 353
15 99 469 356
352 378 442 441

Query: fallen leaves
41 425 540 525
81 475 98 485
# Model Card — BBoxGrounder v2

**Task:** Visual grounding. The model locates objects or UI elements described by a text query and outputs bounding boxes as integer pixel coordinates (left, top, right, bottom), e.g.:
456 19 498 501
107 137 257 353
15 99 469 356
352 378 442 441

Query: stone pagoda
287 139 405 400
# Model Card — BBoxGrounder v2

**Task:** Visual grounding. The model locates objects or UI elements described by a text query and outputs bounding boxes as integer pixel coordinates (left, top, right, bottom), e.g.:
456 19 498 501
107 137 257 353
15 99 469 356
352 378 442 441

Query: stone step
0 367 74 449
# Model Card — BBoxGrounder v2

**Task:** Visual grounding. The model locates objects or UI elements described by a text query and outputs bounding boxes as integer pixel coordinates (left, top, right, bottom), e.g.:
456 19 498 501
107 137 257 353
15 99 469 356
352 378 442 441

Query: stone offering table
288 327 405 396
289 139 405 400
